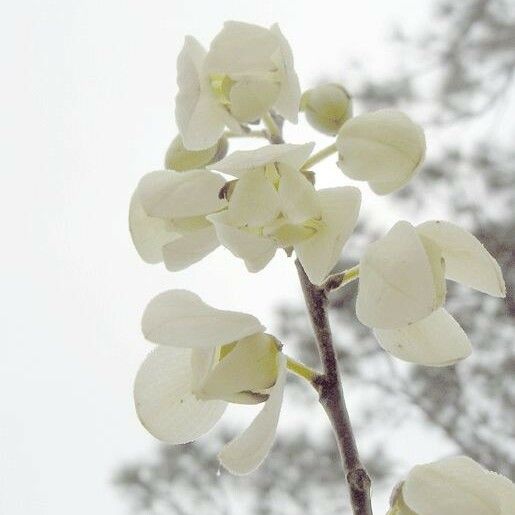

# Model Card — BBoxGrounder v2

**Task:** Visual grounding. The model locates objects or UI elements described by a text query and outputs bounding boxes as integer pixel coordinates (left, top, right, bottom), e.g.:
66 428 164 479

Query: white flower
335 109 426 195
356 220 505 366
207 143 361 285
300 83 353 135
389 456 515 515
164 134 228 171
176 22 301 150
134 289 287 475
129 169 226 270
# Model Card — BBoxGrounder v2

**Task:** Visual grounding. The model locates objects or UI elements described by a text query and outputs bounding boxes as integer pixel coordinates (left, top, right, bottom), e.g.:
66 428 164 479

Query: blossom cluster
129 20 512 510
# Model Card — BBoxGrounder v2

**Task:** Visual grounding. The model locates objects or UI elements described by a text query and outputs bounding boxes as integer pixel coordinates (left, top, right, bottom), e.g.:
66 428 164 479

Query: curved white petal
336 109 425 194
162 224 219 271
294 187 361 286
129 191 178 264
200 333 278 402
277 165 321 223
138 170 226 219
374 308 472 366
270 24 301 123
356 221 438 329
208 211 277 272
417 221 506 297
218 353 287 475
142 289 265 348
210 143 315 178
134 346 226 444
228 79 279 122
228 169 281 226
191 348 218 393
403 456 507 515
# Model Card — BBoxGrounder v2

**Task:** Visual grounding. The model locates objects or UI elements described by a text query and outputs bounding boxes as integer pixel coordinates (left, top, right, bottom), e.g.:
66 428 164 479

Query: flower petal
209 143 315 178
228 169 281 226
417 221 506 297
134 346 226 444
138 170 226 219
294 187 361 285
218 353 287 475
129 191 178 264
199 333 278 402
190 348 218 393
142 289 265 348
208 211 277 272
374 308 472 366
270 24 301 123
356 221 438 329
162 224 219 271
403 456 506 515
228 78 279 122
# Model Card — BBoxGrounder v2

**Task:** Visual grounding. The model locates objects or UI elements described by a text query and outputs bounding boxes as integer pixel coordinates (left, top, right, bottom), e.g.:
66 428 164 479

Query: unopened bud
301 83 352 135
164 135 228 171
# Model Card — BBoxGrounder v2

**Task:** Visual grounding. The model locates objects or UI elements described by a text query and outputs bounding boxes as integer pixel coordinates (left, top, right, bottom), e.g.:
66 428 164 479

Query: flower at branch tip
164 134 228 171
300 83 353 135
335 109 426 195
176 21 301 150
207 143 361 285
356 220 505 366
134 289 287 475
129 169 226 270
388 456 515 515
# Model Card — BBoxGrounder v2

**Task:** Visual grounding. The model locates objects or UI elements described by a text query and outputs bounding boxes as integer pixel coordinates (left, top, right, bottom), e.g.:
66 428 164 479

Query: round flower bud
336 109 425 195
164 135 228 171
301 83 352 135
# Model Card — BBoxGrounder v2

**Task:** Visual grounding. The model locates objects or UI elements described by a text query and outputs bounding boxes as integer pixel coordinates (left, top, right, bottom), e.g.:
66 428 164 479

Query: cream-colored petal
190 348 218 393
228 79 279 122
374 308 472 366
208 211 277 272
419 234 447 308
356 221 438 329
417 221 506 298
228 169 281 226
138 170 226 219
403 456 506 515
294 187 361 286
209 143 315 178
277 165 321 223
162 224 219 271
134 346 226 444
129 190 178 264
218 353 287 475
142 289 265 348
336 109 425 194
199 333 278 402
270 24 301 123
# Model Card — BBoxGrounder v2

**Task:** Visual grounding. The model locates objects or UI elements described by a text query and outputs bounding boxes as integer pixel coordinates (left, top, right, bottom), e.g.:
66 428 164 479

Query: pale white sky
0 1 440 513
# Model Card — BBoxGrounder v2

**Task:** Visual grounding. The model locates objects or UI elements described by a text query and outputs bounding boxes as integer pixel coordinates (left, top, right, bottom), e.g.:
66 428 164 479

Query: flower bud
301 83 352 135
164 135 228 171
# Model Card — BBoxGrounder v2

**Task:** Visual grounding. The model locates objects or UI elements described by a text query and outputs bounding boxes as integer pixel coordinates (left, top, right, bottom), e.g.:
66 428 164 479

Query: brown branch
296 259 373 515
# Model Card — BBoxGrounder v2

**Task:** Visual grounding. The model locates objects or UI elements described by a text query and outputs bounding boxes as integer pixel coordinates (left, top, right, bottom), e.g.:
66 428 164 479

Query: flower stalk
324 265 360 292
301 142 337 170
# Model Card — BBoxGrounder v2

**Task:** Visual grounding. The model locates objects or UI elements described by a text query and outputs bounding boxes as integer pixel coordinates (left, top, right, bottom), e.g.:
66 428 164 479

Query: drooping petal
142 289 265 348
418 234 447 308
270 24 301 123
218 353 287 475
209 143 315 178
228 169 281 226
417 221 506 298
277 165 321 223
175 36 229 150
356 221 438 329
138 170 226 219
190 348 218 393
208 211 277 272
294 187 361 286
162 224 220 271
403 456 507 515
134 346 226 444
199 333 279 403
129 191 178 264
336 109 425 194
374 308 472 366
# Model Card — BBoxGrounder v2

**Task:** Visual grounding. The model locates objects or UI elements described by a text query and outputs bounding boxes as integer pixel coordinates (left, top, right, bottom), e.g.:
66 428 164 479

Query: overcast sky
0 1 436 513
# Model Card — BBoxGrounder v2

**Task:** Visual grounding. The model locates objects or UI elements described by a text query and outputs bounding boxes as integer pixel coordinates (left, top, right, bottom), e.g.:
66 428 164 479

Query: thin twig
295 259 373 515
